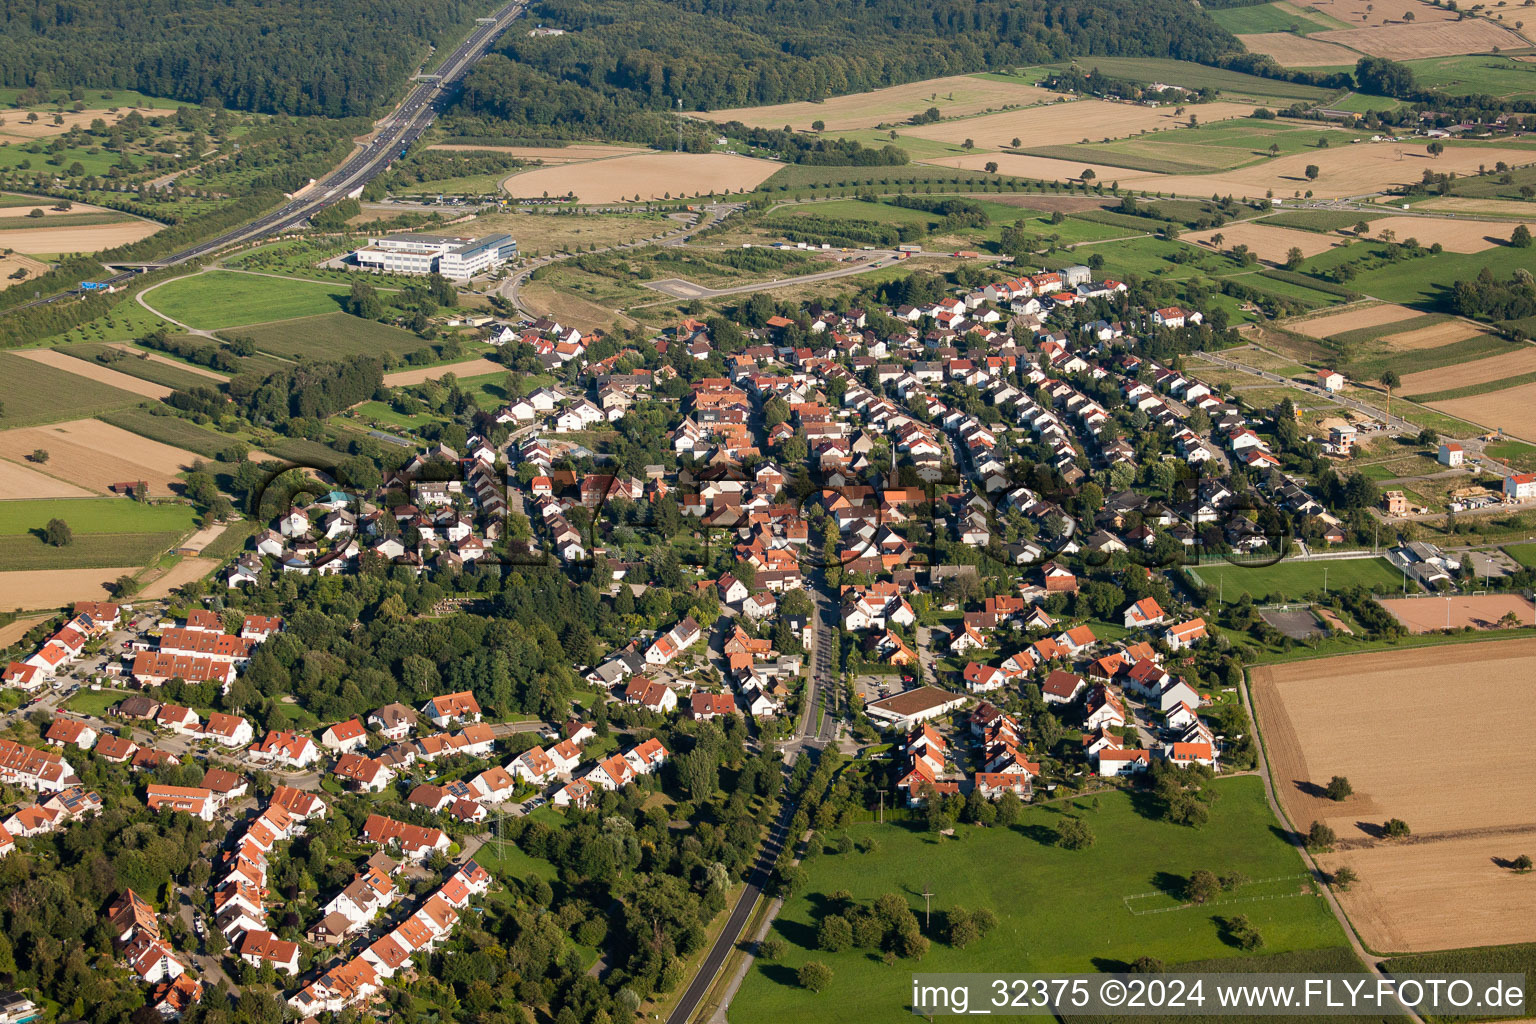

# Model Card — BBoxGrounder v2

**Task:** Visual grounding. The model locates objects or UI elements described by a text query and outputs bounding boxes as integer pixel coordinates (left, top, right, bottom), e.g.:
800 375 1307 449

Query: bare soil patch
0 457 97 499
1366 214 1536 252
12 348 172 399
907 100 1257 148
1317 832 1536 952
1398 345 1536 393
516 280 635 332
1186 222 1343 262
1313 19 1531 60
1383 320 1483 351
0 567 137 613
1237 33 1365 67
178 523 228 554
698 75 1064 132
1429 379 1536 439
0 419 203 494
502 153 782 204
382 357 505 387
0 219 160 254
1377 593 1536 632
1290 303 1421 338
0 252 48 292
137 557 218 600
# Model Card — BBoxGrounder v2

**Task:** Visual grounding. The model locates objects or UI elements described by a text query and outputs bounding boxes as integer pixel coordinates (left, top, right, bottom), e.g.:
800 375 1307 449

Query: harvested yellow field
0 568 137 613
1250 637 1536 832
1316 833 1536 952
1400 347 1536 394
1313 19 1531 60
1301 0 1454 27
138 557 219 600
0 252 47 292
0 457 97 499
906 99 1257 147
427 143 648 163
0 219 161 254
1236 33 1365 67
503 152 782 204
1417 196 1536 216
1111 144 1536 201
1430 379 1536 439
1186 222 1343 262
12 349 172 400
1291 303 1420 338
0 197 126 220
1382 319 1483 350
1363 214 1536 252
698 75 1064 132
383 357 506 387
0 419 203 494
0 109 138 141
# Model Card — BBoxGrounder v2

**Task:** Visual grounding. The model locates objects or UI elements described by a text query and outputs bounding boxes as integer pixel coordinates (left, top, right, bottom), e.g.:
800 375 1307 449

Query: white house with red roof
1506 473 1536 501
238 930 300 974
623 738 669 775
1162 618 1208 651
962 662 1006 693
249 730 320 768
1084 685 1126 731
1163 741 1216 768
421 691 482 729
1097 748 1152 777
45 717 97 751
1122 597 1165 629
201 712 254 748
320 719 368 753
2 662 44 692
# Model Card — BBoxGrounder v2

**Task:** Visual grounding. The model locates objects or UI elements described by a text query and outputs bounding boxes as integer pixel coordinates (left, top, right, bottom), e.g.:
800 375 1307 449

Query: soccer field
1188 556 1407 603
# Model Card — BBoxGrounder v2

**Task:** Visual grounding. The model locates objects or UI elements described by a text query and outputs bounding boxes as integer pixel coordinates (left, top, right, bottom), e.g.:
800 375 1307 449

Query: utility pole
876 788 887 824
921 884 934 930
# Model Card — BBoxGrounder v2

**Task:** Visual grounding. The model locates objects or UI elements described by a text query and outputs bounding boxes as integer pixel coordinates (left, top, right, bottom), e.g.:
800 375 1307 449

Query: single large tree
43 518 72 547
1379 369 1400 421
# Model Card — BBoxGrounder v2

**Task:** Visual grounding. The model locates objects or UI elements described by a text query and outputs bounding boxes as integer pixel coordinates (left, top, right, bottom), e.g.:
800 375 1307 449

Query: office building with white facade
351 233 517 280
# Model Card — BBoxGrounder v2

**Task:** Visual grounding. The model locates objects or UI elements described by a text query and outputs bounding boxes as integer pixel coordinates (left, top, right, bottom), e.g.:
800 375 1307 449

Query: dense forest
0 0 489 116
450 0 1238 143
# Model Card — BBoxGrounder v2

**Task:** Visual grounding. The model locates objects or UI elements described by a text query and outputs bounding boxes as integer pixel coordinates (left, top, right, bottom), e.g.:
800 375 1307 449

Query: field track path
1241 675 1427 1023
135 268 219 339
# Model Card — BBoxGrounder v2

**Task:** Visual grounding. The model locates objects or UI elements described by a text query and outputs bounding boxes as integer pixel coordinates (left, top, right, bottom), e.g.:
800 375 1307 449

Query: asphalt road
13 0 531 309
666 571 839 1024
665 793 794 1024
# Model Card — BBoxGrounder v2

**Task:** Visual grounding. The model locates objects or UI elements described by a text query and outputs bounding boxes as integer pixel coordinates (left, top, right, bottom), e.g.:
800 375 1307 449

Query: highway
12 0 529 309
